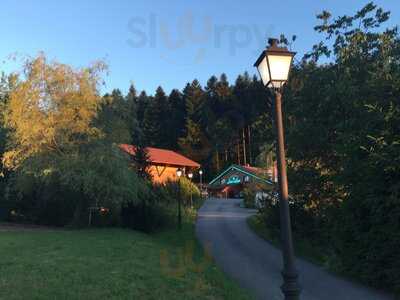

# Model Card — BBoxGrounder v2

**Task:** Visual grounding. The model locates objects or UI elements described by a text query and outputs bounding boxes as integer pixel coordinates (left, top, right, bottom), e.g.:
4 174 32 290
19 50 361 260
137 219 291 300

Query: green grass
0 224 252 300
247 214 327 267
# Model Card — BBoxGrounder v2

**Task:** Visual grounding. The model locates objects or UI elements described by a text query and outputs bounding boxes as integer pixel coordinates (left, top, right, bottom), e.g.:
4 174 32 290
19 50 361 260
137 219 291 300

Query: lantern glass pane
271 81 284 89
256 56 270 86
267 54 292 81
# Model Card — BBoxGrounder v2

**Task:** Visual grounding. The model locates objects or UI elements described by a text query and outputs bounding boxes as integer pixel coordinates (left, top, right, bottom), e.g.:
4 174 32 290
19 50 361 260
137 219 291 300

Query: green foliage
98 89 132 144
0 73 11 220
258 3 400 294
143 86 169 147
120 178 200 233
2 3 399 294
132 144 152 180
123 73 271 181
243 186 256 208
1 55 139 227
121 181 173 233
58 143 139 213
5 142 139 227
5 173 81 226
166 177 201 206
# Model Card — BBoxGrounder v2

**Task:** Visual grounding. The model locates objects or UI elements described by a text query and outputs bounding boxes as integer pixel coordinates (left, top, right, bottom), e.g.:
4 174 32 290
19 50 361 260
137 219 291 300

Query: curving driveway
196 198 393 300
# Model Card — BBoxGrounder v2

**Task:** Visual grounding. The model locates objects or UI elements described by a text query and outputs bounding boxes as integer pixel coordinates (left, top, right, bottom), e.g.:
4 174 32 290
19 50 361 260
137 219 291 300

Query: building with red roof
120 144 200 183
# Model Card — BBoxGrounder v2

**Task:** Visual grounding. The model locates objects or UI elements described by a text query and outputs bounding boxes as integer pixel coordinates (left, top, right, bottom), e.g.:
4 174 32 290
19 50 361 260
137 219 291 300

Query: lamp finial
268 38 279 48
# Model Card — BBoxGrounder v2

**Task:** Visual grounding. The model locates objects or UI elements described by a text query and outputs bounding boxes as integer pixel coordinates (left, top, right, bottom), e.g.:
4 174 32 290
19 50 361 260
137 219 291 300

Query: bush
0 189 12 221
121 201 173 233
334 193 400 294
163 178 201 207
259 196 280 237
120 178 202 233
0 175 12 221
244 183 278 209
121 181 174 233
243 187 256 208
3 174 80 226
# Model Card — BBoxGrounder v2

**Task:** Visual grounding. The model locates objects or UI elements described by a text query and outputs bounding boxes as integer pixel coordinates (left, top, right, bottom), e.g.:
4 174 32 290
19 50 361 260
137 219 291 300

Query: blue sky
0 0 399 95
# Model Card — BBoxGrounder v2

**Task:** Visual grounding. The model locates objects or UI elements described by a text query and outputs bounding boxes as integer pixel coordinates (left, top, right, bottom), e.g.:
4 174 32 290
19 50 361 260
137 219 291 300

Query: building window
244 176 250 182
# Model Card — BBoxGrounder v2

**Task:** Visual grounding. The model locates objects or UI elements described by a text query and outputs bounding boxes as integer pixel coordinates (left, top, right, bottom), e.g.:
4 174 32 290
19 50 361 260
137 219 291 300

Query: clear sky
1 0 399 95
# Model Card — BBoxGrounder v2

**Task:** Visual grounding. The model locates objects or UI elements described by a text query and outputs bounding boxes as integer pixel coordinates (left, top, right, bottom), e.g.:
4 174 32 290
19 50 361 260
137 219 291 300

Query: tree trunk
216 150 220 172
248 125 252 165
242 128 247 166
237 142 241 165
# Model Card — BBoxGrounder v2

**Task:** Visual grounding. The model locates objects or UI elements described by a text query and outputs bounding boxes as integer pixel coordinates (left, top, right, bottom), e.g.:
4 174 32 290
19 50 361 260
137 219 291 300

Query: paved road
196 198 393 300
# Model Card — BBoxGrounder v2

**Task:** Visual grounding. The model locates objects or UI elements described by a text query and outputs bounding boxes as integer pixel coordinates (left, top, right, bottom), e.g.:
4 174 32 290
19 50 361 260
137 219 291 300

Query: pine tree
126 84 140 144
167 89 186 150
179 80 211 164
142 86 169 147
136 90 148 128
98 89 131 144
183 80 204 119
131 134 152 181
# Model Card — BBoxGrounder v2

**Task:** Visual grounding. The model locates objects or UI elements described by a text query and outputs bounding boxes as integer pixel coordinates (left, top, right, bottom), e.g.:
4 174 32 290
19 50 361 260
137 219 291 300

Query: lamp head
254 38 296 90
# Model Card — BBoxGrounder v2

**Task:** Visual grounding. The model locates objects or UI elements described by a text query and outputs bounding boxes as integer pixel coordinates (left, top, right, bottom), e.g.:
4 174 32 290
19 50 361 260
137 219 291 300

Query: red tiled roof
120 144 200 168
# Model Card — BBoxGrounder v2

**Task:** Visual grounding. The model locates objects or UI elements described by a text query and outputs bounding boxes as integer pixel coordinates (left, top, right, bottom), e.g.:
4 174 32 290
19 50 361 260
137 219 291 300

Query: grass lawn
0 224 252 300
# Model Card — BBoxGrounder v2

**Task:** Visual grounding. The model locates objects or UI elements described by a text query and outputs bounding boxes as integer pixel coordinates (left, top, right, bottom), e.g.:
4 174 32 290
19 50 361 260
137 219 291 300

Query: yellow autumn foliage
2 53 107 170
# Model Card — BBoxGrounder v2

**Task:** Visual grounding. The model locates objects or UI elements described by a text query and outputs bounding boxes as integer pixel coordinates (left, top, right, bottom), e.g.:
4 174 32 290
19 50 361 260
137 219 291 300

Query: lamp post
176 169 183 229
254 38 301 300
188 172 194 208
199 170 203 197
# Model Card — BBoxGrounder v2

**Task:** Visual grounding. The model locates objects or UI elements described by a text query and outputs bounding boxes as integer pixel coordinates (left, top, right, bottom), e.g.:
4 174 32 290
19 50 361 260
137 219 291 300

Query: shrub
3 173 71 225
243 187 256 208
163 178 201 207
121 180 174 233
334 192 400 294
120 178 202 233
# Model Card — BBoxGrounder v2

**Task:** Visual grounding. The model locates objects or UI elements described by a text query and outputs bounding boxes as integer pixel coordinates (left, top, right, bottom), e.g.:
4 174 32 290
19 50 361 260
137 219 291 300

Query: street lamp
199 170 203 197
254 38 301 300
176 169 183 229
188 172 194 208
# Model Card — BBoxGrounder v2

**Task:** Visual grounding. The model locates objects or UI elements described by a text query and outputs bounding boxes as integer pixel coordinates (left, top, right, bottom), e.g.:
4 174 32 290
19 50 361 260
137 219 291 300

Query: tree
0 73 14 219
98 89 131 144
183 79 204 120
264 2 400 294
3 54 106 170
142 86 169 147
2 54 138 226
179 80 211 164
0 73 12 176
136 90 148 128
167 89 186 150
130 125 152 181
126 84 139 140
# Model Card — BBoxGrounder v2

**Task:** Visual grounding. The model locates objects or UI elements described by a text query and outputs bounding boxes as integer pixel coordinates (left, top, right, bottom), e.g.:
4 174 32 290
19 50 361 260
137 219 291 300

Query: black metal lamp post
188 172 194 208
254 38 301 300
176 169 183 229
199 169 203 195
